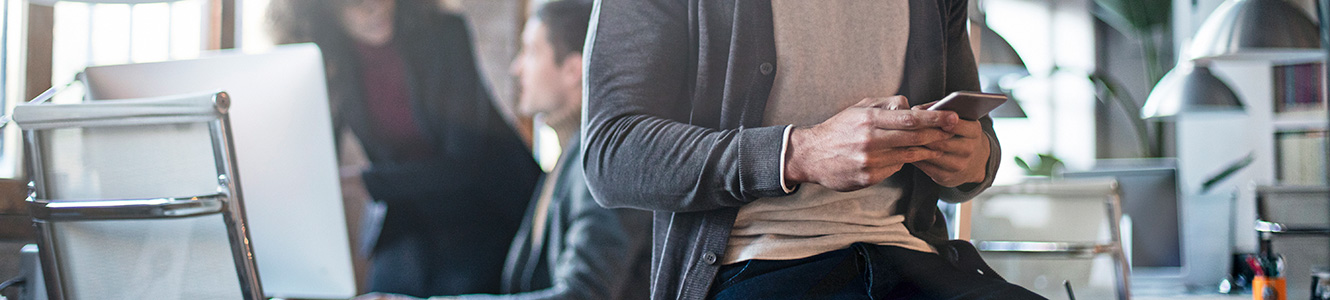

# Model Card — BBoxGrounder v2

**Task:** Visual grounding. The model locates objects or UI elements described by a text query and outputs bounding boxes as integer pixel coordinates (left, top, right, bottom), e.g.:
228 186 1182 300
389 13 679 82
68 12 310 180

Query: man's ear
560 54 584 87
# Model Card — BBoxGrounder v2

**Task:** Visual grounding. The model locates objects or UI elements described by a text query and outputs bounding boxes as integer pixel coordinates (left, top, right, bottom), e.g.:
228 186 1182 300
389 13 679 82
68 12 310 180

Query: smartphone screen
926 92 1008 120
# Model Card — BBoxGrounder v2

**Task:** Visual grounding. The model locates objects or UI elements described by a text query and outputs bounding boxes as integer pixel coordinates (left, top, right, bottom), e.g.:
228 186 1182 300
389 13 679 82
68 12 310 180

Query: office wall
985 0 1099 171
445 0 530 143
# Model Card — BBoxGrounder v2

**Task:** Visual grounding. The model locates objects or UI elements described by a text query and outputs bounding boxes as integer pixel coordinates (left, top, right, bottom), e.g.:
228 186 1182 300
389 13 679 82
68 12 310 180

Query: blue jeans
708 243 1045 300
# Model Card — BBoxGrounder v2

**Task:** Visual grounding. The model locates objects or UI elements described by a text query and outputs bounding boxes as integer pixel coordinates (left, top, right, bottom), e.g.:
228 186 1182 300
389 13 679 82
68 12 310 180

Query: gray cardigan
448 137 653 300
581 0 1000 299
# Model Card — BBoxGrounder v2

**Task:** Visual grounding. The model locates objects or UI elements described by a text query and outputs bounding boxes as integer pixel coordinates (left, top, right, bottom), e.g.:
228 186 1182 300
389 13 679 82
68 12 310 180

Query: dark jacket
333 10 541 295
581 0 1000 299
451 136 652 300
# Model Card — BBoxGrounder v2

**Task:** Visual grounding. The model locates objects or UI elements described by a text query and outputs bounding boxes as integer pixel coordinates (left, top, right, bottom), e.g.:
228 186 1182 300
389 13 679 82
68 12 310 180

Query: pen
1064 280 1076 300
1248 256 1265 277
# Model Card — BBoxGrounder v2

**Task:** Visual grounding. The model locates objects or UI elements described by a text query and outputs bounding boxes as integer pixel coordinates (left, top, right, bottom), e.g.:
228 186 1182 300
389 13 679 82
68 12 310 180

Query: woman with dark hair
268 0 541 297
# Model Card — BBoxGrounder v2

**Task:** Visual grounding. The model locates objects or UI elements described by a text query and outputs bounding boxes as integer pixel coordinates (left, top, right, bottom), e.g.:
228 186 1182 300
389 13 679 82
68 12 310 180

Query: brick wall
445 0 533 143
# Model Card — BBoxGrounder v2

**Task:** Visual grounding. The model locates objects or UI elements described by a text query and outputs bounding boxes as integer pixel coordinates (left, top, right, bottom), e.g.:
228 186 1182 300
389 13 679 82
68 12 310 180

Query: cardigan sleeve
580 0 789 213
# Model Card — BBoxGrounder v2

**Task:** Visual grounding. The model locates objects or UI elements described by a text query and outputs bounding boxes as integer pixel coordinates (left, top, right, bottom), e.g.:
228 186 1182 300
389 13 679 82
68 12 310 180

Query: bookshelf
1179 59 1325 254
1271 62 1327 185
1272 112 1328 132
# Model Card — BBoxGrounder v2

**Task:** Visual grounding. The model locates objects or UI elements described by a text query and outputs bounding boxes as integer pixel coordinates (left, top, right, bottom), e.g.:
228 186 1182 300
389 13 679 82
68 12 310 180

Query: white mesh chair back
964 178 1129 300
14 91 262 300
80 44 354 298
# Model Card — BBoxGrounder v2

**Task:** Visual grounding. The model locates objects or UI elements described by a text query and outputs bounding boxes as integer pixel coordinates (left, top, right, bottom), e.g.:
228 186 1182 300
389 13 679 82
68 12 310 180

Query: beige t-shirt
724 0 934 264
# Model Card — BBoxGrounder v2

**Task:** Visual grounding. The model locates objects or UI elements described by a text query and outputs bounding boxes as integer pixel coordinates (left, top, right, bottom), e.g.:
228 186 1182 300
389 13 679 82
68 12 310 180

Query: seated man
355 1 652 299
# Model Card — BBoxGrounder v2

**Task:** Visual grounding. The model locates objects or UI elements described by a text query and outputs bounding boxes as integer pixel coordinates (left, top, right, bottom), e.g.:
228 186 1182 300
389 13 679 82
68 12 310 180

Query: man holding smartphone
582 0 1042 299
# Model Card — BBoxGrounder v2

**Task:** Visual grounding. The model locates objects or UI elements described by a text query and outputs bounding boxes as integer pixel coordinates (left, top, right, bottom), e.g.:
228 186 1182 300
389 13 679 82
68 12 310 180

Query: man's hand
340 166 372 202
911 103 991 187
785 96 960 192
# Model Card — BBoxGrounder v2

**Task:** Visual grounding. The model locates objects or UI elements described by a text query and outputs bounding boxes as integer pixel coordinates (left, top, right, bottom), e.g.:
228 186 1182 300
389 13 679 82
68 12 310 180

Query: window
50 0 209 103
0 0 240 178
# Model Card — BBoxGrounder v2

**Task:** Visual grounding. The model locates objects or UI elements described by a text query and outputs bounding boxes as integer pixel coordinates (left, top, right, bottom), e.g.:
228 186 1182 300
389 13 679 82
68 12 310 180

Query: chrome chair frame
1255 185 1330 272
15 91 263 300
1255 185 1330 239
1252 185 1330 300
963 179 1131 300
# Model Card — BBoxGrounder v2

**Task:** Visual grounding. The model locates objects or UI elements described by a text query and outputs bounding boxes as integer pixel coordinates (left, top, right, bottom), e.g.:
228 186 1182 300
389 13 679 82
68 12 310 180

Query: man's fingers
855 96 911 110
893 146 942 163
922 138 975 156
869 128 954 149
351 294 389 300
865 146 941 167
854 97 887 107
845 147 939 188
885 96 910 110
916 156 966 173
866 109 958 131
914 160 971 187
943 119 984 137
912 101 938 110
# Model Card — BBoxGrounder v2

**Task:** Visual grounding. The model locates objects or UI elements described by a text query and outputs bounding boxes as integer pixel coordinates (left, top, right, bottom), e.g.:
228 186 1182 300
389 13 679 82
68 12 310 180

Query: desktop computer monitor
80 44 355 299
1064 165 1184 270
1063 160 1234 292
1061 161 1193 290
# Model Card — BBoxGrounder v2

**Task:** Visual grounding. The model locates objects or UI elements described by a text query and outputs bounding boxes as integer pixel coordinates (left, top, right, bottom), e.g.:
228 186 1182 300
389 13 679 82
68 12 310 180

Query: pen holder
1314 268 1330 300
1253 276 1286 300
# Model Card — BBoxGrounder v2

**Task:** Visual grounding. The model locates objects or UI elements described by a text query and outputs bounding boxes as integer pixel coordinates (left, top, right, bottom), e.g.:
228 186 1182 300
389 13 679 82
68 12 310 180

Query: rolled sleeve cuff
738 125 796 199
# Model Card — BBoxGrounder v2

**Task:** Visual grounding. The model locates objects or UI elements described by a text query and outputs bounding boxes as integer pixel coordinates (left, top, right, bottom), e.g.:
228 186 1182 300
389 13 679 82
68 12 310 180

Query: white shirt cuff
778 124 797 194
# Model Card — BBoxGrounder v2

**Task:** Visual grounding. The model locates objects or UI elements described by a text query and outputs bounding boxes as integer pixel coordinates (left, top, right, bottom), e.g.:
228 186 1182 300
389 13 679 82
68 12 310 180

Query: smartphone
927 91 1008 121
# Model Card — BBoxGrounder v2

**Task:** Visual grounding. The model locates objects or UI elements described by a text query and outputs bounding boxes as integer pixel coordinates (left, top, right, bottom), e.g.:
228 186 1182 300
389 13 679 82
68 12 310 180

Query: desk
1131 282 1251 300
1136 295 1249 300
0 178 30 300
0 178 31 240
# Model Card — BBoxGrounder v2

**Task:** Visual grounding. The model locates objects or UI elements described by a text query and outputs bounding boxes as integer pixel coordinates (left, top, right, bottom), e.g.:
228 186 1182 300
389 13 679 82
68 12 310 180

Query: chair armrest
1255 220 1330 236
976 241 1117 258
29 193 226 221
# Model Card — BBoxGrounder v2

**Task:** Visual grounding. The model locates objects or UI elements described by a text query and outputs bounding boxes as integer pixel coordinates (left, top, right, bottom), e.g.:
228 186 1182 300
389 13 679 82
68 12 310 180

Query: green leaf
1200 153 1256 194
1015 156 1032 172
1093 0 1171 34
1088 72 1157 156
1015 153 1064 177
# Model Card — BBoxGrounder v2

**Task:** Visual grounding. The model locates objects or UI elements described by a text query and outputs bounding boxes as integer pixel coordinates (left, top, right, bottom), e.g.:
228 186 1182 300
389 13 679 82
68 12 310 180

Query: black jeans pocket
717 260 755 289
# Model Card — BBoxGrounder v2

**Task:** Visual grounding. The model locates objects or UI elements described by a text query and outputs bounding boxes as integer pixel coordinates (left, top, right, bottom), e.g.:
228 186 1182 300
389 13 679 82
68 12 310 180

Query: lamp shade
1189 0 1322 62
1142 63 1244 119
988 92 1028 118
979 23 1027 67
976 24 1029 118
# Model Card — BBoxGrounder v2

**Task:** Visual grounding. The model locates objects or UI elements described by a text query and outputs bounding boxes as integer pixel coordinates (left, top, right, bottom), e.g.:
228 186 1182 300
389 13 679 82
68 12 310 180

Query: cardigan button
701 252 718 265
759 62 774 75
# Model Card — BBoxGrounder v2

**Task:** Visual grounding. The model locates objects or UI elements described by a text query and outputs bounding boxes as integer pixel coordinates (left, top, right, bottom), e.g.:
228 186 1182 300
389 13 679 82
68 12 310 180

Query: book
1274 62 1325 113
1276 130 1327 185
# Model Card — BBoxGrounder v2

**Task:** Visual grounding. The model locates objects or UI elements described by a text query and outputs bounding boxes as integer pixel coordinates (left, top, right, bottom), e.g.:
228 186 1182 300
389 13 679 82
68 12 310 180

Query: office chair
958 178 1130 300
12 90 263 300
